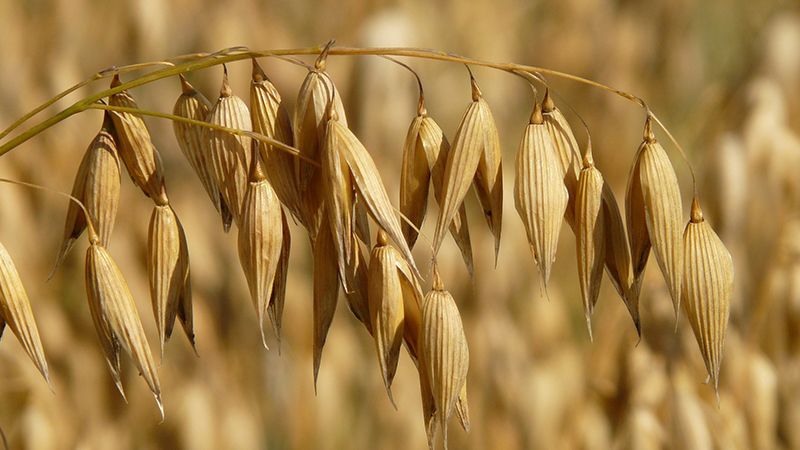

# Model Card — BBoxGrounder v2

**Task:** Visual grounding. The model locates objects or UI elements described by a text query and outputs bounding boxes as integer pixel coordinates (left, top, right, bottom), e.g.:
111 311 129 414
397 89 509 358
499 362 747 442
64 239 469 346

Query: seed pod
312 215 339 390
401 98 473 275
108 75 167 203
237 151 283 349
433 76 500 262
250 59 303 223
175 218 195 351
54 113 121 273
293 60 348 193
321 109 355 289
0 242 49 384
626 117 684 316
514 103 568 286
682 198 733 394
85 242 162 417
368 230 421 406
601 183 640 335
575 151 605 340
207 67 252 227
542 89 582 228
147 202 191 357
471 79 503 262
331 117 422 280
268 209 291 347
173 75 232 231
421 267 469 450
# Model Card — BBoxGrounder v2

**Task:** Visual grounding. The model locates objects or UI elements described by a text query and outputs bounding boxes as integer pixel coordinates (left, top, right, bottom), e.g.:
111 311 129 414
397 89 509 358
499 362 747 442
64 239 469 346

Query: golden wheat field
0 1 798 449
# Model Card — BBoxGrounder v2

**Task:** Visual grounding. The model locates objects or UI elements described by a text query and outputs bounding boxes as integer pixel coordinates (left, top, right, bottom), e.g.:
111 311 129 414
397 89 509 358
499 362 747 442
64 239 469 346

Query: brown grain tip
469 73 482 101
252 58 267 83
220 65 232 97
315 40 335 71
178 74 195 94
690 197 704 223
542 88 555 113
643 115 656 143
110 73 122 88
582 144 594 168
432 263 444 291
530 102 544 125
376 229 389 246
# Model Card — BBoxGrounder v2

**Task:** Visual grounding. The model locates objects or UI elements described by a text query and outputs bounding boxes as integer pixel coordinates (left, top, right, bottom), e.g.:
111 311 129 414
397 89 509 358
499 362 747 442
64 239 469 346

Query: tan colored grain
575 151 606 340
541 89 581 228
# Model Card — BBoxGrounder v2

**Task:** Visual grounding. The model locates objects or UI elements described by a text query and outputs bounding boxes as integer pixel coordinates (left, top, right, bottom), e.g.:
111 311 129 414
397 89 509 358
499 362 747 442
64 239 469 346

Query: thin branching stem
0 44 693 191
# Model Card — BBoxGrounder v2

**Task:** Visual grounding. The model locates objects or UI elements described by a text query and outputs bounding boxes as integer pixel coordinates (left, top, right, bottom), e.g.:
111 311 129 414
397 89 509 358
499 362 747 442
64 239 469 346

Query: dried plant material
322 107 355 288
331 115 422 280
312 215 339 389
85 242 162 416
54 113 121 273
147 203 191 357
471 83 503 262
0 242 49 383
175 219 195 350
250 59 303 224
402 98 474 275
418 344 437 450
344 234 372 335
456 383 470 432
434 76 501 262
173 75 232 231
237 152 283 349
367 230 421 406
268 209 291 347
514 103 568 286
293 62 348 193
108 74 167 203
626 117 684 316
601 183 640 334
207 67 253 227
421 267 469 449
682 198 733 394
542 89 581 228
354 195 372 248
575 151 605 340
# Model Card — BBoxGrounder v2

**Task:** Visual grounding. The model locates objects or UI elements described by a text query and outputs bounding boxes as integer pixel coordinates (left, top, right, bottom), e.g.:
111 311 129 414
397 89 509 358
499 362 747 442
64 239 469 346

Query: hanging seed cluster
0 45 733 448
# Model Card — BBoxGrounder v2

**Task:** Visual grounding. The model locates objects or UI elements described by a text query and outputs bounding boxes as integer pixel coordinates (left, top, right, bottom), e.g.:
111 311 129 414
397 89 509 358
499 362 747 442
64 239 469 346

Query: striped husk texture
108 75 167 203
421 271 469 450
237 155 283 349
626 119 684 316
269 209 291 347
207 69 252 227
0 242 50 383
682 198 733 393
250 59 303 225
55 113 121 272
85 243 162 417
575 157 606 340
147 204 192 356
312 214 339 389
173 75 231 231
541 90 581 229
514 104 568 286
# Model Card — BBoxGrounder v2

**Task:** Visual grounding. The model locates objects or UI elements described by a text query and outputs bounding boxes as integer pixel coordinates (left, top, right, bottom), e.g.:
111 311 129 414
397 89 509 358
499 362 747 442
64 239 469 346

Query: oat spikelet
207 67 252 227
312 214 339 390
108 75 167 203
542 89 581 228
147 202 191 357
627 117 684 316
85 242 162 416
268 209 291 348
54 113 121 273
368 230 420 406
514 103 568 287
601 184 640 335
682 198 733 395
173 75 231 231
331 116 422 280
344 234 372 335
421 266 469 450
471 79 503 263
175 217 195 351
0 242 50 384
237 151 283 349
575 150 606 340
433 76 500 262
250 59 303 224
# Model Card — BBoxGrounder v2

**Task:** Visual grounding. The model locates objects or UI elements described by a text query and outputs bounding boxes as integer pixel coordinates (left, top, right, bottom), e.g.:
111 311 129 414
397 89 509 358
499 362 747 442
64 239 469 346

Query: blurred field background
0 0 799 449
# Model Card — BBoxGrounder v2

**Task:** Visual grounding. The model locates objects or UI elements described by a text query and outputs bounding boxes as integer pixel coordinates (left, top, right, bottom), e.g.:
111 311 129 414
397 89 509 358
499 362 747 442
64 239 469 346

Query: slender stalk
0 44 691 190
87 104 319 167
